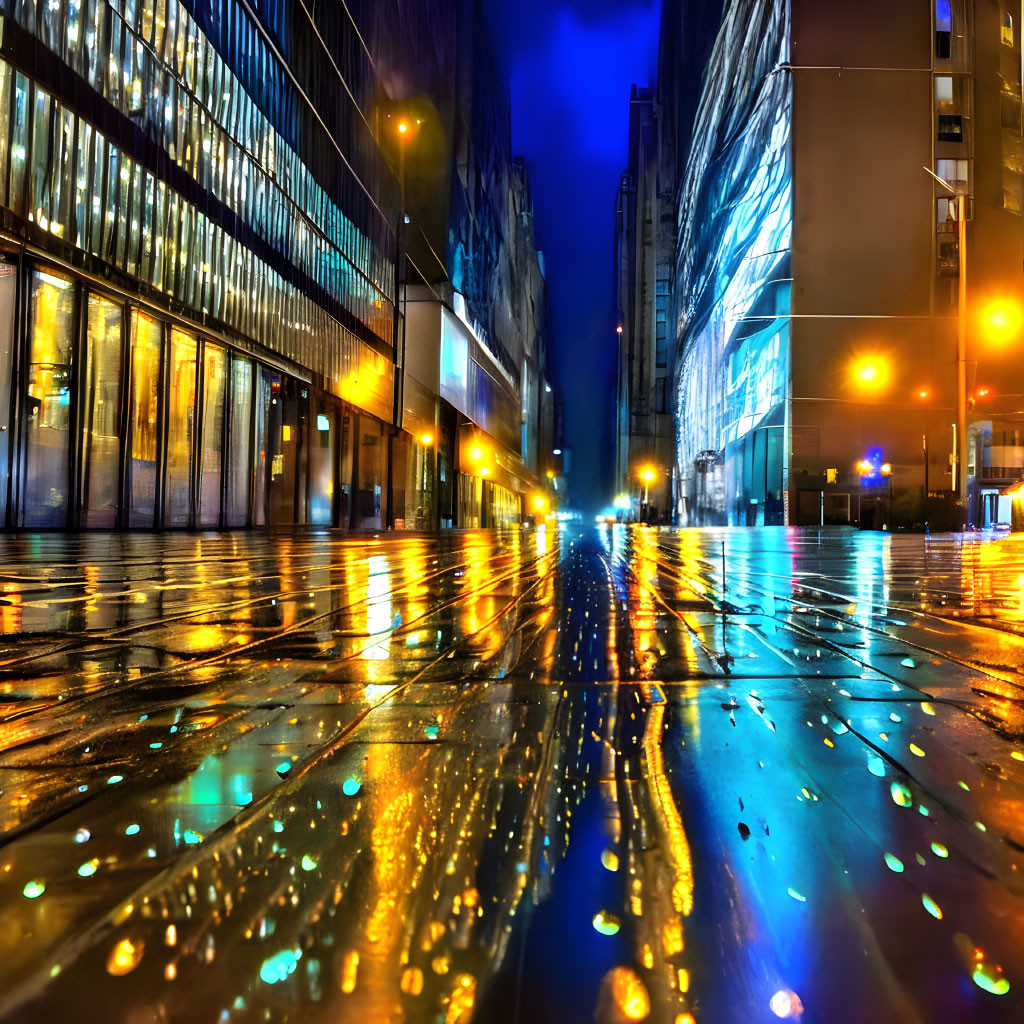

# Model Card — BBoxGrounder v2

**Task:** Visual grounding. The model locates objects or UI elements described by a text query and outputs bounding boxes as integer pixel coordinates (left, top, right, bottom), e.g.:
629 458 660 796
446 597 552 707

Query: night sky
488 1 662 513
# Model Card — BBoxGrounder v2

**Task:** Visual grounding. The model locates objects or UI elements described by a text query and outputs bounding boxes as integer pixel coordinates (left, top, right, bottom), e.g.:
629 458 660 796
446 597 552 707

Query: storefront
0 254 397 530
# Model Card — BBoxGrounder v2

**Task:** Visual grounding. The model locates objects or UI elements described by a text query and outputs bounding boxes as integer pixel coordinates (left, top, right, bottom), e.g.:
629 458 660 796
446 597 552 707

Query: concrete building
662 0 1024 529
614 87 675 523
0 0 555 531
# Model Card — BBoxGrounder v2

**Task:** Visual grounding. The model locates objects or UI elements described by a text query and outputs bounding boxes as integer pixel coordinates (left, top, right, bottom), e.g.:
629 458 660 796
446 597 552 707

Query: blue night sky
488 1 662 512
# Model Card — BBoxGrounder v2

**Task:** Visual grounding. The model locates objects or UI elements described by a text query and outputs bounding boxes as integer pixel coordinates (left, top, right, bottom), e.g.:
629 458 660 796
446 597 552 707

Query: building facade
0 0 555 531
661 0 1024 529
614 86 676 523
355 0 560 531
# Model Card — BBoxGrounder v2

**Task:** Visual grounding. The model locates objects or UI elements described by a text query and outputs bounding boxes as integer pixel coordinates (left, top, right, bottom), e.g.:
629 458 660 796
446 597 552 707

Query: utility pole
925 167 968 526
956 192 968 523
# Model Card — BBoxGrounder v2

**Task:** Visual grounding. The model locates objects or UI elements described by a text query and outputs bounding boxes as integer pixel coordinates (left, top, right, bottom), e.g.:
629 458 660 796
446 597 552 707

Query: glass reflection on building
0 0 551 533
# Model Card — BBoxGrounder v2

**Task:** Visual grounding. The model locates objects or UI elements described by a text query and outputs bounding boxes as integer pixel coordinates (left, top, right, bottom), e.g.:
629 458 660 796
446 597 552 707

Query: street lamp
881 462 893 530
849 354 891 392
980 299 1023 348
638 466 656 522
915 387 931 524
924 166 1024 524
390 116 418 530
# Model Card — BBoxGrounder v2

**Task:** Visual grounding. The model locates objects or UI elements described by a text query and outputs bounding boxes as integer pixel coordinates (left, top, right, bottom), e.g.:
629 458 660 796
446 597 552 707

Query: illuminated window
936 158 968 190
129 310 162 527
164 329 197 526
23 270 74 527
936 1 952 59
0 261 13 527
1002 10 1013 46
225 356 253 526
81 293 124 528
199 343 227 527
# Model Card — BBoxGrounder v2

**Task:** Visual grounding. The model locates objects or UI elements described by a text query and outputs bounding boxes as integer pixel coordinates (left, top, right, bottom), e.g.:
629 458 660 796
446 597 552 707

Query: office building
0 0 555 531
662 0 1024 528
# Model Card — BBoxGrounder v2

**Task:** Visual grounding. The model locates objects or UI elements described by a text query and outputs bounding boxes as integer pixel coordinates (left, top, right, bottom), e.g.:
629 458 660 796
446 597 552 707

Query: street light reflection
1 526 1023 1024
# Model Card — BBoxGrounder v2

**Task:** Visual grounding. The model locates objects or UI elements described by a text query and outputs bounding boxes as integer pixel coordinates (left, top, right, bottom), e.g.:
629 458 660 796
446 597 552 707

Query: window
80 294 123 528
225 355 252 526
938 114 963 142
937 197 958 230
1002 10 1013 46
0 261 16 528
936 0 952 59
936 158 968 190
23 270 75 527
309 398 335 526
10 73 27 218
164 328 196 526
29 87 52 225
129 311 162 526
0 63 10 210
198 342 226 527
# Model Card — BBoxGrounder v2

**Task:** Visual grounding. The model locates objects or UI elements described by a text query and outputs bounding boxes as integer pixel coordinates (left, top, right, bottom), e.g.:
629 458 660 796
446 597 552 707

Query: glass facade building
672 0 792 527
663 0 1024 529
0 0 557 531
0 0 403 529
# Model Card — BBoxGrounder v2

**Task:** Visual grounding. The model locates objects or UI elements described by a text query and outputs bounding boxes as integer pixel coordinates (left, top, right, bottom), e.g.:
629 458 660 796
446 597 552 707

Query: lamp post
881 461 893 531
392 121 411 431
915 388 930 526
639 466 656 523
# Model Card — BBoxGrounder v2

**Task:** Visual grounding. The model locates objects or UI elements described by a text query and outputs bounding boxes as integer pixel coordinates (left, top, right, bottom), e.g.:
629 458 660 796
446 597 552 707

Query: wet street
1 526 1024 1023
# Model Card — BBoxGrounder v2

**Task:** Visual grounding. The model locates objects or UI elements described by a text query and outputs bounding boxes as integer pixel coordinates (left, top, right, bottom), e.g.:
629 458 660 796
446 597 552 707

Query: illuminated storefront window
225 356 253 527
199 344 227 527
309 399 336 526
165 329 197 527
0 260 15 527
80 294 123 528
129 311 162 527
23 269 74 527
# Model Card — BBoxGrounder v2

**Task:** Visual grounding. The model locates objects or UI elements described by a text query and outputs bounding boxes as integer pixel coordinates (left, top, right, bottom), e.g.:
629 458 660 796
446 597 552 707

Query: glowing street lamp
981 298 1023 347
881 463 893 529
637 466 657 522
392 115 419 448
419 433 433 446
849 355 890 392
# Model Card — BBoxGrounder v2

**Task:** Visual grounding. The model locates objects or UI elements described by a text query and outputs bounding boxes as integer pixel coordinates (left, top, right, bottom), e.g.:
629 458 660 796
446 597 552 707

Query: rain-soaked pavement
1 526 1024 1023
